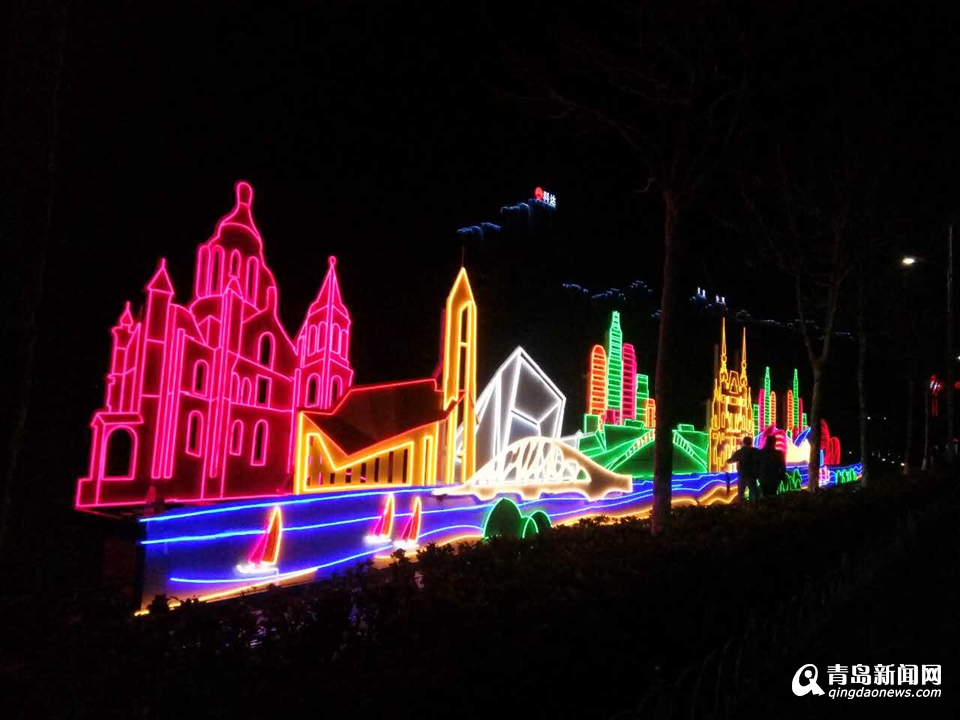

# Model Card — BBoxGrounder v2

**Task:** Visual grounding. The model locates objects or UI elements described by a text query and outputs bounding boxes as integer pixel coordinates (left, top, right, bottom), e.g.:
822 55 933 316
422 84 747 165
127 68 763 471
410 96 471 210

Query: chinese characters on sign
534 186 557 207
825 664 940 686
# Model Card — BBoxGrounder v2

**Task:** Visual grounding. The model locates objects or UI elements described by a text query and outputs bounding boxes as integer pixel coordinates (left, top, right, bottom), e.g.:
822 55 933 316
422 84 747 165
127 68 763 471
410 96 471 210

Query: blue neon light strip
418 524 483 541
141 486 427 524
170 544 394 585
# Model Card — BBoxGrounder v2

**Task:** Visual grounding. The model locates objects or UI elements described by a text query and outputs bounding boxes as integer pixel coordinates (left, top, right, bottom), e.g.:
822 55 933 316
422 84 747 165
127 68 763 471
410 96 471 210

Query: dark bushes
3 474 951 719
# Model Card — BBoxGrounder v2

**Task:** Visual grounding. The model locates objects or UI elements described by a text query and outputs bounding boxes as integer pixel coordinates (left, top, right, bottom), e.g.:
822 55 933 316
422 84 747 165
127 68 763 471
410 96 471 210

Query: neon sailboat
236 506 282 575
394 496 422 551
365 493 395 543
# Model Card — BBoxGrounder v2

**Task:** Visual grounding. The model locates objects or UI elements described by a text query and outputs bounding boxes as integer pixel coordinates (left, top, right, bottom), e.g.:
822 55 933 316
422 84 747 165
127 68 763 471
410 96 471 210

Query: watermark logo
792 664 826 696
792 664 942 699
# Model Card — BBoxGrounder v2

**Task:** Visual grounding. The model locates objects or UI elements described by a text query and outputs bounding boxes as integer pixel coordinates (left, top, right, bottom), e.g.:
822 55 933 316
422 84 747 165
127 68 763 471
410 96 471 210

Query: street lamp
902 256 918 266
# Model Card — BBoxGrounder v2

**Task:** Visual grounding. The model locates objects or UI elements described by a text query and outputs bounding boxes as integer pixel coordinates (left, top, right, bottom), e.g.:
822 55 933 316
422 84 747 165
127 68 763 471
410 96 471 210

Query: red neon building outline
76 182 355 510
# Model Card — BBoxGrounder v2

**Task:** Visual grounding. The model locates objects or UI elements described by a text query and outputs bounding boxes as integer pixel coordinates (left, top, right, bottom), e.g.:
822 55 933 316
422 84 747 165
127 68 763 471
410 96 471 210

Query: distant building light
534 187 557 208
901 256 917 266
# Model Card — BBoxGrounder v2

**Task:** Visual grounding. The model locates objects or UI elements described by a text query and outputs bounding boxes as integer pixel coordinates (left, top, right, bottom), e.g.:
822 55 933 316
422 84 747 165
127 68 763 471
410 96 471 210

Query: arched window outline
332 326 341 354
307 326 316 356
245 257 259 302
192 360 208 395
229 249 241 277
252 420 268 466
241 377 252 404
197 247 209 296
186 411 204 457
258 333 274 369
102 426 136 479
457 304 473 394
256 376 270 406
318 321 327 351
340 328 349 357
306 374 320 406
230 420 243 456
230 373 240 401
210 247 223 294
330 376 343 406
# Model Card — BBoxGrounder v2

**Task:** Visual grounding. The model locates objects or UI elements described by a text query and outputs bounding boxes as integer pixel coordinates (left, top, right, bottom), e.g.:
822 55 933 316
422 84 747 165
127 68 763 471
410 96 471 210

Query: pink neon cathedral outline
76 182 355 510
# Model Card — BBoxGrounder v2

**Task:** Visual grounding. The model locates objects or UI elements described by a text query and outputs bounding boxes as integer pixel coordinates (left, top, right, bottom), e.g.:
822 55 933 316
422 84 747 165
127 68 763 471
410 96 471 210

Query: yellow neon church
293 268 477 492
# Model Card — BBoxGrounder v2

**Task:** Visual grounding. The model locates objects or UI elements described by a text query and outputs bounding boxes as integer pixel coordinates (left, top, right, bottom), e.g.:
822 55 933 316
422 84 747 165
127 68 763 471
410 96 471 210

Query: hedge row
3 474 951 719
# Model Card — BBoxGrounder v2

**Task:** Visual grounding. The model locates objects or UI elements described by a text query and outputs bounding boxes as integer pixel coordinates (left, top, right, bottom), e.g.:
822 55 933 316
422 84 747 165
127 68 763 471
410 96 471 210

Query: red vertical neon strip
621 343 637 422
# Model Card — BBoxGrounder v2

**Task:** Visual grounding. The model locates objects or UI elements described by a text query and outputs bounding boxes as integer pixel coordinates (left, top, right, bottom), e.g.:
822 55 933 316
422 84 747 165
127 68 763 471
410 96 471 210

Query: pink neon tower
75 182 354 510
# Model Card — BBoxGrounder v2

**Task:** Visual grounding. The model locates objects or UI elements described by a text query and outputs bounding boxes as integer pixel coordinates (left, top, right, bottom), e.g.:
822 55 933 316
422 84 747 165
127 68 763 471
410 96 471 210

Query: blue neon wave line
142 487 428 524
145 504 498 546
170 545 393 585
146 470 724 524
145 499 511 546
419 524 484 541
146 466 857 546
141 513 385 546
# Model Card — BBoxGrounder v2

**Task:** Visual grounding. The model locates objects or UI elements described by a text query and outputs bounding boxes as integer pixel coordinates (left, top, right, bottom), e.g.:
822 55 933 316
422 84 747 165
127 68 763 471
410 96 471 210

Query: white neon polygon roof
459 346 567 469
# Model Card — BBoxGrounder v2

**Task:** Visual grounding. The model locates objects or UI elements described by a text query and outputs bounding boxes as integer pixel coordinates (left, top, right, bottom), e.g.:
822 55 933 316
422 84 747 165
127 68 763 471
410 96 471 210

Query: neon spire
740 328 747 379
146 259 174 295
214 181 262 243
605 312 623 421
719 318 728 375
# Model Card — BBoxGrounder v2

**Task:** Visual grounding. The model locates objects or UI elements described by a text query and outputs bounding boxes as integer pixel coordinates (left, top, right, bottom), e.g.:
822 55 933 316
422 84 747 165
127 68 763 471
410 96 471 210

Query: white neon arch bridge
437 436 632 501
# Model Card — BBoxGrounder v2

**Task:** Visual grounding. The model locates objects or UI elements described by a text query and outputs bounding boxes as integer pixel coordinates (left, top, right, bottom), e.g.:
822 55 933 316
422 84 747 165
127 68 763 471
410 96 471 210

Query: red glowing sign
534 186 557 207
76 182 355 510
930 374 945 417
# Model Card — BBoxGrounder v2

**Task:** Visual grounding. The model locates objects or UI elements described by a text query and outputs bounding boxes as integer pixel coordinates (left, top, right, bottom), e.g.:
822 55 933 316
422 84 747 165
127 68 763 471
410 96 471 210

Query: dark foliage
2 474 951 719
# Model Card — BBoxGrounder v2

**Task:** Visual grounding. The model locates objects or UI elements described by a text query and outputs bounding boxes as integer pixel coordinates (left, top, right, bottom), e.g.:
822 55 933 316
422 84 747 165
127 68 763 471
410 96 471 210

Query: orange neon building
708 319 755 472
294 269 477 492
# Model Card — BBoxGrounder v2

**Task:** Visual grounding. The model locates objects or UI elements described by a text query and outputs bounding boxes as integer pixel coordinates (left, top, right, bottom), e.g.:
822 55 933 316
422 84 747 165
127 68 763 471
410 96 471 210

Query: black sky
3 1 960 583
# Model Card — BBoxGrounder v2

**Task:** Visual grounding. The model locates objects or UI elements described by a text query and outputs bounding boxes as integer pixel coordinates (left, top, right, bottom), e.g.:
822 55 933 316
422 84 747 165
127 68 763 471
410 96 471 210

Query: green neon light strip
606 312 623 412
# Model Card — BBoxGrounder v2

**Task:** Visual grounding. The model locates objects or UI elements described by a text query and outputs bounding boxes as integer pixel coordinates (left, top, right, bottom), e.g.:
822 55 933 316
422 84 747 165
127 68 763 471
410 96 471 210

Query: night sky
3 2 960 585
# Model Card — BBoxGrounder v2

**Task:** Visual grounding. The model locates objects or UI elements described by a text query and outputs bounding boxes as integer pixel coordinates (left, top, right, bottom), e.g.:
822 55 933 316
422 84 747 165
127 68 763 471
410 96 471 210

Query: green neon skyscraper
763 367 772 427
792 368 800 429
606 312 623 418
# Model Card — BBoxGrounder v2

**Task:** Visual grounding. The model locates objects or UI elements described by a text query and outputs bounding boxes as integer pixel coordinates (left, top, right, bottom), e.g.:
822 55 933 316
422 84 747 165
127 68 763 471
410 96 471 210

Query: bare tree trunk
652 190 682 534
0 0 69 560
922 384 931 472
807 365 824 489
857 282 869 486
904 376 915 475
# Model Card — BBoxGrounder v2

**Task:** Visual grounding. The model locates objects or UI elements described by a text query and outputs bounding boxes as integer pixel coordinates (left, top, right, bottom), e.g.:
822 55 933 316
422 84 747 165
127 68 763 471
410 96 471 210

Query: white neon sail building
456 346 567 473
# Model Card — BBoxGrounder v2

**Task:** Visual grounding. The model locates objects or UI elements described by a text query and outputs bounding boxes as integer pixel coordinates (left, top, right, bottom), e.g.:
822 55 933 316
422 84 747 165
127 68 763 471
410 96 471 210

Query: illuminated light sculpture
75 182 354 510
643 398 657 429
482 498 552 540
708 319 755 472
366 493 395 543
756 366 778 432
604 312 624 424
435 437 633 501
138 458 863 607
756 425 788 454
294 268 477 493
462 346 566 470
835 468 859 485
236 506 282 575
394 496 422 551
778 468 803 494
820 420 841 466
622 343 638 422
929 375 945 417
578 312 706 476
586 345 608 428
636 374 650 424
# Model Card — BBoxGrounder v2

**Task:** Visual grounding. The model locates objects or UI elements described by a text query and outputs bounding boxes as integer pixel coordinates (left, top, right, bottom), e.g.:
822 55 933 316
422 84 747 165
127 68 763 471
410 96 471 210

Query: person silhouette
757 435 786 498
727 436 760 502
